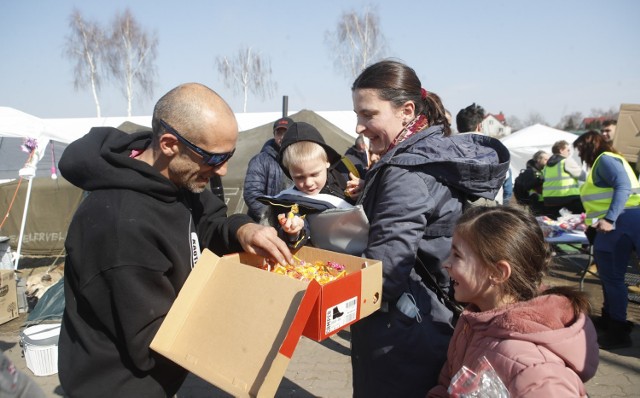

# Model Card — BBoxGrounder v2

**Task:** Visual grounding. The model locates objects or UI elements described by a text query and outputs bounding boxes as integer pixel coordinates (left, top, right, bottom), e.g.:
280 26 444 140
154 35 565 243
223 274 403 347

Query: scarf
384 114 429 155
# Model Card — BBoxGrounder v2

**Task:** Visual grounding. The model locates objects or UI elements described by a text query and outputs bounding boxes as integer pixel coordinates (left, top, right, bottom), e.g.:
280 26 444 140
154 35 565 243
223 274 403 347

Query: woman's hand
594 218 614 233
345 172 365 199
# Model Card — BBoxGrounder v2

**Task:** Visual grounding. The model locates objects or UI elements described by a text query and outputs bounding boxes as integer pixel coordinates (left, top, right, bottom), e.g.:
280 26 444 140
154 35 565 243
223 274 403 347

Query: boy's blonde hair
281 141 328 171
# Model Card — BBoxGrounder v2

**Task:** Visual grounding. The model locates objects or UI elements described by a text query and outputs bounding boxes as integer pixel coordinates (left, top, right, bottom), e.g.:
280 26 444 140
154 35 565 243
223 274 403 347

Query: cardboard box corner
613 103 640 168
0 270 19 325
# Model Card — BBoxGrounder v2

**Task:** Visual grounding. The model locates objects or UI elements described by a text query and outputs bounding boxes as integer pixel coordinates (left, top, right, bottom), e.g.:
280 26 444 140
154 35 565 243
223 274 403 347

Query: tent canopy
501 124 582 175
1 109 356 256
220 109 357 215
223 109 357 186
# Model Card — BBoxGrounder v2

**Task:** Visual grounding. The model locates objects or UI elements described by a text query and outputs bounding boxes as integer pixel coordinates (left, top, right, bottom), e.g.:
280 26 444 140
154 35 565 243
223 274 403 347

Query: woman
349 60 510 397
573 130 640 350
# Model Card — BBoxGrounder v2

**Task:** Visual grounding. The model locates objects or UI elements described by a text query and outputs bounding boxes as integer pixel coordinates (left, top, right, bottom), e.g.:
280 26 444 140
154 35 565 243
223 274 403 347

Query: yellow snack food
263 257 347 285
287 203 299 220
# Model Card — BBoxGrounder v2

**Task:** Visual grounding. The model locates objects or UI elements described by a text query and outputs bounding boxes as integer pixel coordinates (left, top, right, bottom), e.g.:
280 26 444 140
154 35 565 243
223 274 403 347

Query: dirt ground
1 250 639 398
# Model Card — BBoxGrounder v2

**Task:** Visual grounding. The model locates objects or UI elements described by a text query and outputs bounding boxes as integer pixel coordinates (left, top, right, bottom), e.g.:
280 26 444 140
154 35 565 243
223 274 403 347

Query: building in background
481 112 512 138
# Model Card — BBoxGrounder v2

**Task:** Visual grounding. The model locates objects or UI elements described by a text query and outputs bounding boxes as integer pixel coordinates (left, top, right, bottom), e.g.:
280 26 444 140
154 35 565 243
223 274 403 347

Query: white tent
500 124 582 175
2 107 358 146
0 107 65 269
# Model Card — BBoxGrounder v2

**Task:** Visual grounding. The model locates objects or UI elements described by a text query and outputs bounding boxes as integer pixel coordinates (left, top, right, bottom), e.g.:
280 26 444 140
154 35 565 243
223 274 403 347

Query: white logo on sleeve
190 232 201 268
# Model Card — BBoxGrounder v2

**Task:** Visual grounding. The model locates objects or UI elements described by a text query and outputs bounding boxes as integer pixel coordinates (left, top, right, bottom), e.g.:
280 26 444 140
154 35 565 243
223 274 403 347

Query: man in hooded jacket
57 83 292 398
243 117 293 221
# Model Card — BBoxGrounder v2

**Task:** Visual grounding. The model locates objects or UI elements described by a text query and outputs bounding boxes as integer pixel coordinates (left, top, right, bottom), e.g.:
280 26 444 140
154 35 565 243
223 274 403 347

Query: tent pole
13 175 33 270
12 138 48 270
282 96 288 117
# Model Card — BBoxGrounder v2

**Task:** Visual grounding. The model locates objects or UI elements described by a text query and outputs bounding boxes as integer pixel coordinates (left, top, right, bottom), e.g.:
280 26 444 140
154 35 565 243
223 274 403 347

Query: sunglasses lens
206 149 234 167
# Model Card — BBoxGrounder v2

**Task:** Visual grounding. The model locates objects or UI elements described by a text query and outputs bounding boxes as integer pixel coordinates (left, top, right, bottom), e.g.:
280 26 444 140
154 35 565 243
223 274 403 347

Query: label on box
325 297 357 334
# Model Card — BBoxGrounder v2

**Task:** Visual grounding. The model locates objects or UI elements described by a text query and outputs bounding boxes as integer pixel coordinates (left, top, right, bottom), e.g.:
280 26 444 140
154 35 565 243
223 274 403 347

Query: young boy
258 122 367 254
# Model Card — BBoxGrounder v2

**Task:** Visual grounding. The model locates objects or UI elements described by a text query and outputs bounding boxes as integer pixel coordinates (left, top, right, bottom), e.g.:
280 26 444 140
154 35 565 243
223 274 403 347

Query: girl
429 206 599 397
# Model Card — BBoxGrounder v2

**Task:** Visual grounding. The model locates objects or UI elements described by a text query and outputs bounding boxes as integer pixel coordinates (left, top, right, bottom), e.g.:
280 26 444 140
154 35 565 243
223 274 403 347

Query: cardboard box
151 246 382 397
613 104 640 171
0 270 19 325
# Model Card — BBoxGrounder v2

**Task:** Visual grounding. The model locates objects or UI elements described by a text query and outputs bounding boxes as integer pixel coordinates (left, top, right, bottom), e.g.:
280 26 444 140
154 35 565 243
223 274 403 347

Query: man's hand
236 223 293 265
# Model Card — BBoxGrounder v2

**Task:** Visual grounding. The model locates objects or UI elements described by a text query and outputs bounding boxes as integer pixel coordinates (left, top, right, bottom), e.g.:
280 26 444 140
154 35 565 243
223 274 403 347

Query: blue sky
1 0 638 127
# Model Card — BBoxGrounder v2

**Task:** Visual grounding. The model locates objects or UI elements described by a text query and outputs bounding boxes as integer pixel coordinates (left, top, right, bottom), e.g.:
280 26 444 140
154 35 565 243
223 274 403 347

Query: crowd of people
51 59 639 397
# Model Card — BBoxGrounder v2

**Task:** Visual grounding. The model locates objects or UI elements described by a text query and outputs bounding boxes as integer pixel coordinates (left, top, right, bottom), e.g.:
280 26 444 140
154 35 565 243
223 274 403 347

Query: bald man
57 83 293 397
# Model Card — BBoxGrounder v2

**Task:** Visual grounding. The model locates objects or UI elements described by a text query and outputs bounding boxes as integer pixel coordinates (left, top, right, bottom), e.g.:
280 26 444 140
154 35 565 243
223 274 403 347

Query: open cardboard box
151 246 382 397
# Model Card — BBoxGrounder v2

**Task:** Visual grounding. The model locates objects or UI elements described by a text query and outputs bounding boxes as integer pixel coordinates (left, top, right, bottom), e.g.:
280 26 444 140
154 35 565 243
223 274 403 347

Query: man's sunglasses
159 119 235 167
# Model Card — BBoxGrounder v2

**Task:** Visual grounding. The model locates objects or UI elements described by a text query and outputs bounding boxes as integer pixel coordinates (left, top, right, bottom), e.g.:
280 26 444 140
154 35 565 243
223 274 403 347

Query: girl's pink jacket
428 294 599 397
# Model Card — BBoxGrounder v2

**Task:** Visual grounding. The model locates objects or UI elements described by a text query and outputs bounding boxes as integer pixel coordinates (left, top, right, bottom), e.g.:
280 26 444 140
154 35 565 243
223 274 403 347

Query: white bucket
20 323 61 376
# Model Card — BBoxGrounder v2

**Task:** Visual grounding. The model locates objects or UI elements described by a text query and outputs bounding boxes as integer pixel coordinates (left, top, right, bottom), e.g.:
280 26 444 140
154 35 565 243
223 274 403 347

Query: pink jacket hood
429 294 599 397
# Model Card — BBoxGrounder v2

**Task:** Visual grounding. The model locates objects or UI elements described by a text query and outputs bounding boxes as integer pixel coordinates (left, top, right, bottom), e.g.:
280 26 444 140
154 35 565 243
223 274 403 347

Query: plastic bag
448 356 509 398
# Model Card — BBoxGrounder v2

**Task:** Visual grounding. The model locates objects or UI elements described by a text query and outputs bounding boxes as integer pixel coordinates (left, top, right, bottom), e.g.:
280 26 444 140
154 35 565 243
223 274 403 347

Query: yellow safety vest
580 152 640 224
543 158 580 198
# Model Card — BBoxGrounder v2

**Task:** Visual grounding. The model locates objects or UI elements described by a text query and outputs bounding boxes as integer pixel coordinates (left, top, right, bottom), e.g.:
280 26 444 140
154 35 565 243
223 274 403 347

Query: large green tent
1 111 356 256
221 109 357 215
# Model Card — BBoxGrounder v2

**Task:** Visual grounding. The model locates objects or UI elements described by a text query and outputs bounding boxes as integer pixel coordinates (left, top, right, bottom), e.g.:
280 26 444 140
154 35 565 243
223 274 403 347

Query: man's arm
564 157 586 181
198 189 293 265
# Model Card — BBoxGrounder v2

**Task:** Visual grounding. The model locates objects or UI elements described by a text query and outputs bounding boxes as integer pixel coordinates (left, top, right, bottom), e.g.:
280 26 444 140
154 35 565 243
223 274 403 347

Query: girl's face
444 232 498 312
289 157 330 196
352 88 411 155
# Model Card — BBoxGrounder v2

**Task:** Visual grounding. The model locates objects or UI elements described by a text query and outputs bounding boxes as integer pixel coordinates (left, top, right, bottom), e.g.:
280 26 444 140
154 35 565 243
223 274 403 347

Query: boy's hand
277 213 304 235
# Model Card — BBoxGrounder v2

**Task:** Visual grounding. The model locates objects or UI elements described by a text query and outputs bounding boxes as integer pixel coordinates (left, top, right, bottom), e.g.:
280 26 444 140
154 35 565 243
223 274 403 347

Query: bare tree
216 46 276 113
557 111 583 131
64 9 106 117
523 112 549 127
589 107 619 121
325 7 388 80
507 115 524 132
107 9 158 116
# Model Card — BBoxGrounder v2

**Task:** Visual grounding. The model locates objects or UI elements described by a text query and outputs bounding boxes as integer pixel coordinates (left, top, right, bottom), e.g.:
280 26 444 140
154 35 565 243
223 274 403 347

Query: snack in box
262 256 347 285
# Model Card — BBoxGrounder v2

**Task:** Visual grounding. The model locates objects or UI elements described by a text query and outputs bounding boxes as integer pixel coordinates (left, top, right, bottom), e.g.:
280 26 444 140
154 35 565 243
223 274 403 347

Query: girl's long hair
455 206 591 317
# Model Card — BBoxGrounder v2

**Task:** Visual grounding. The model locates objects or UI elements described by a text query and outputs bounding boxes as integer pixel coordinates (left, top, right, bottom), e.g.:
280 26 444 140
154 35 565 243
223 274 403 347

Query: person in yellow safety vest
574 130 640 351
542 139 586 217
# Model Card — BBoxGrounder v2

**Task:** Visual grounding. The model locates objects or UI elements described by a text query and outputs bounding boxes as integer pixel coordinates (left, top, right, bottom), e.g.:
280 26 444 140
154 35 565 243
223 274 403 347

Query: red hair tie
421 88 428 100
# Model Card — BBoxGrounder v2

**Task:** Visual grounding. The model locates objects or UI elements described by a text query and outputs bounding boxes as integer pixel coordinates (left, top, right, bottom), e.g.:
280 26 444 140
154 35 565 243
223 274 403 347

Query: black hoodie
57 127 251 397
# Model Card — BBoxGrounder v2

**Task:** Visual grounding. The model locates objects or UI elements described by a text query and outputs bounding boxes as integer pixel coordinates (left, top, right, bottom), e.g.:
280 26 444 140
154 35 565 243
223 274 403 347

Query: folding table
545 230 595 290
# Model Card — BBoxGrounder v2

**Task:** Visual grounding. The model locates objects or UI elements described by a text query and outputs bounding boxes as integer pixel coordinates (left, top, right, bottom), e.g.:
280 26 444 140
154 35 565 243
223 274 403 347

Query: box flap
0 270 18 325
613 104 640 168
151 249 321 397
358 260 383 319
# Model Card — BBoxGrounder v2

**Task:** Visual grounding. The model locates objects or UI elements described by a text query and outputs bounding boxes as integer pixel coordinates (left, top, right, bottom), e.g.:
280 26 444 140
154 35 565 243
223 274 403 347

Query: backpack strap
414 256 463 322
